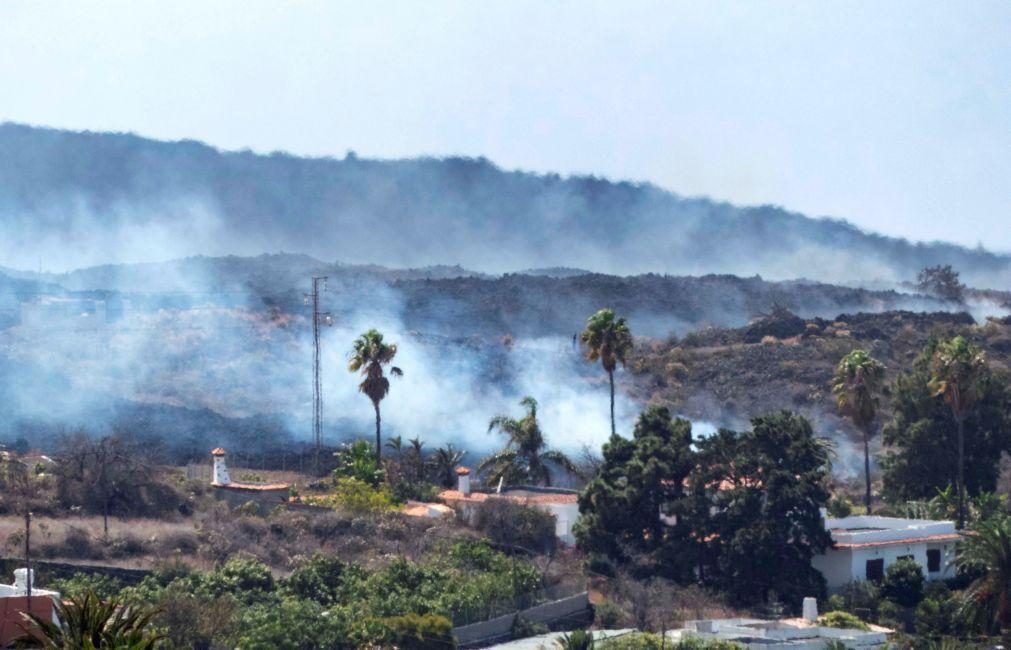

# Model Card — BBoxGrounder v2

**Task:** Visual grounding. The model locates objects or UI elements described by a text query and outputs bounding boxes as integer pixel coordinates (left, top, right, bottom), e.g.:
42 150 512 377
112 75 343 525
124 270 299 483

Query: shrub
594 600 625 628
205 555 276 603
827 495 853 518
557 629 594 650
830 581 880 621
881 558 924 607
512 615 548 639
383 612 455 649
307 477 395 513
915 583 962 637
473 499 557 554
819 610 870 631
877 600 905 631
284 554 348 606
333 439 384 487
49 572 124 600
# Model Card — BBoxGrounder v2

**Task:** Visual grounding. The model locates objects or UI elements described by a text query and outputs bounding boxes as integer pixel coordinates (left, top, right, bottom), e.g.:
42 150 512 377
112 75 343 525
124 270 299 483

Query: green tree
334 439 384 487
19 590 164 649
881 339 1011 508
831 349 885 514
581 308 633 436
575 406 697 580
694 411 833 606
479 397 579 487
881 558 925 607
928 336 988 529
956 514 1011 633
348 329 403 463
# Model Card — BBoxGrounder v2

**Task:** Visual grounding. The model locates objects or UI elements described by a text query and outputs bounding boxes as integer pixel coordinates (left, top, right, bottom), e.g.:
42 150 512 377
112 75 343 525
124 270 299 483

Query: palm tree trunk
374 401 382 463
609 369 616 436
863 427 872 515
957 417 966 529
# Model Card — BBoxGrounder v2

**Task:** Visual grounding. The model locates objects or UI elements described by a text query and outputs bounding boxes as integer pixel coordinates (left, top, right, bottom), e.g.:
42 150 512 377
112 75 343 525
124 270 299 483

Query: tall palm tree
348 329 403 463
831 349 886 514
18 590 164 649
957 515 1011 633
580 308 633 436
928 336 986 529
479 396 580 487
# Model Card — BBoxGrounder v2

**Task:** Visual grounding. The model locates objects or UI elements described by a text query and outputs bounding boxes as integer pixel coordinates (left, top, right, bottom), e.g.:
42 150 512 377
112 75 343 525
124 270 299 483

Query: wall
452 591 590 647
211 486 289 514
815 540 956 591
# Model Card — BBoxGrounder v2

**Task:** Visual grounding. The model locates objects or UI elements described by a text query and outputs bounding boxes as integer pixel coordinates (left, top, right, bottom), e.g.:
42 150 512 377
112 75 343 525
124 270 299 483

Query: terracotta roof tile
215 482 290 492
833 533 962 549
438 490 577 505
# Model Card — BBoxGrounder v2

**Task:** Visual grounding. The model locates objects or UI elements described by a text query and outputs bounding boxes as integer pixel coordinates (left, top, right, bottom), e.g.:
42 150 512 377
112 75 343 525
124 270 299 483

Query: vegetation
820 610 870 631
479 397 580 487
831 349 886 513
927 336 988 529
882 337 1011 507
18 590 164 649
581 309 634 436
348 329 403 463
956 514 1011 633
917 265 966 303
576 407 832 606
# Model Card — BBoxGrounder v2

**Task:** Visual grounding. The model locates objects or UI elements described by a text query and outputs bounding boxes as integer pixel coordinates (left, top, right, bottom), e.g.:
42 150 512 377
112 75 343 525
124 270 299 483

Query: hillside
2 123 1010 285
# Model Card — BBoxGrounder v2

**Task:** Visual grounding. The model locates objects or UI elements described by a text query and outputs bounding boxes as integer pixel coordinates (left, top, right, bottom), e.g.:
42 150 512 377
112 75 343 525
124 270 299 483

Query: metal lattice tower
304 276 332 472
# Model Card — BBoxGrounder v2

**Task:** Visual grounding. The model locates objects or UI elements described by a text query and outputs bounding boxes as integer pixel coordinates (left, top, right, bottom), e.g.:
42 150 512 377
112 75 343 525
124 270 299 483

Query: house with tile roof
437 467 580 545
812 515 961 590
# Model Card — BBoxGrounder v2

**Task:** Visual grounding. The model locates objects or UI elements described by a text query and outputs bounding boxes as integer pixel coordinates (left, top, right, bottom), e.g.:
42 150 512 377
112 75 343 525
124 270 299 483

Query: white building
438 467 581 545
813 515 960 590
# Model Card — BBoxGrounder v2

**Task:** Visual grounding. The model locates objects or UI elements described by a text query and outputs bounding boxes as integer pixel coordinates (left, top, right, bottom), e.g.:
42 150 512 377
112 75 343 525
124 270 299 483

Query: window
927 549 942 573
866 558 885 581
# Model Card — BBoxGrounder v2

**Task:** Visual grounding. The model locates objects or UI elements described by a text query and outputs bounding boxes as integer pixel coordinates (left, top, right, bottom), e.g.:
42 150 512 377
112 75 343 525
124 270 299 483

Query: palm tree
928 336 986 529
348 329 403 463
429 444 466 487
18 590 164 649
831 349 886 514
479 397 580 487
580 309 633 436
957 515 1011 632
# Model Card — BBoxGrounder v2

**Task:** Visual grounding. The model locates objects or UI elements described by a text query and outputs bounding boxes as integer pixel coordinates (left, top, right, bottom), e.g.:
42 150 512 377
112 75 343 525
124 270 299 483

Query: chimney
13 568 33 594
456 466 471 496
802 597 818 623
211 447 231 486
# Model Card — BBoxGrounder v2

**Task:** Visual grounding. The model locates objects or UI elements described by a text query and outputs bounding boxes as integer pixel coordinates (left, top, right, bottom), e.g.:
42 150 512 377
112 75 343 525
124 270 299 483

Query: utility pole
24 511 31 600
304 277 332 474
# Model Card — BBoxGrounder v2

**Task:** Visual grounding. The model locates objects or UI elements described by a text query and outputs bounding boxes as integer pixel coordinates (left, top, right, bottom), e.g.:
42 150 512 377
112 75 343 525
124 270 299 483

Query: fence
449 580 585 627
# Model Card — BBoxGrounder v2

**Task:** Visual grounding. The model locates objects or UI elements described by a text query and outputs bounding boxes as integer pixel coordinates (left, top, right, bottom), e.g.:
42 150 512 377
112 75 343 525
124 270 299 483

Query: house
812 514 960 590
437 467 580 544
0 568 60 646
208 448 291 513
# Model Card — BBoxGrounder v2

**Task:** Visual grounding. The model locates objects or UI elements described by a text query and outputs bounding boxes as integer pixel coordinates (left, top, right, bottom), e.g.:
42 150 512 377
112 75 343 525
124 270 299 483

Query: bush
828 581 880 621
383 612 455 649
333 439 384 487
594 600 625 628
511 615 548 639
819 611 870 631
881 558 924 607
284 554 349 606
557 629 594 650
827 495 853 518
49 572 124 600
473 499 557 554
307 477 396 513
877 600 905 631
915 583 962 637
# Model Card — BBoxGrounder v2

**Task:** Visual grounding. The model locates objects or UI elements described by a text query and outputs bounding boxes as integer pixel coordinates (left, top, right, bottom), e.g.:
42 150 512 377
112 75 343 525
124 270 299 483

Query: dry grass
0 515 201 569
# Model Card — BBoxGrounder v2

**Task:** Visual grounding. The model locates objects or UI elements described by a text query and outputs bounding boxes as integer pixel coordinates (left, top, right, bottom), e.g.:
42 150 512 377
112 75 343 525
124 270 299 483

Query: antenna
305 276 333 474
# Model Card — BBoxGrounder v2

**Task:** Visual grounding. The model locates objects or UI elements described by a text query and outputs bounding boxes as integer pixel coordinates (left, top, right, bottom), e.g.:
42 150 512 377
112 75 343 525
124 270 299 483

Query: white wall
815 541 956 590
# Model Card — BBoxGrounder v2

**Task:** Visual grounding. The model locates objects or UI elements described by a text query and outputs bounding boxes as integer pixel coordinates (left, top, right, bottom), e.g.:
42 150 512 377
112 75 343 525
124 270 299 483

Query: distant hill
2 123 1009 286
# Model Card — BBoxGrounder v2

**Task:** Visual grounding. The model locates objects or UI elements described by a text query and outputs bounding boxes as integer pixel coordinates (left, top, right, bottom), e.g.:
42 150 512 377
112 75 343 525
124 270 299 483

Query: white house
812 515 961 590
437 467 581 545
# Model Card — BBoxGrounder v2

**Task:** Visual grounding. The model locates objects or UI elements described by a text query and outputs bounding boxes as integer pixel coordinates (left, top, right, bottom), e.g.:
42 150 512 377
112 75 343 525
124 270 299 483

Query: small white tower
211 447 231 486
456 466 471 496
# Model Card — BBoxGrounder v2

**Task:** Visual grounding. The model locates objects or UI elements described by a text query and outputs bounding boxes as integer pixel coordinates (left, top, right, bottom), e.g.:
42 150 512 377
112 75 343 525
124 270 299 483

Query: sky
1 1 1009 251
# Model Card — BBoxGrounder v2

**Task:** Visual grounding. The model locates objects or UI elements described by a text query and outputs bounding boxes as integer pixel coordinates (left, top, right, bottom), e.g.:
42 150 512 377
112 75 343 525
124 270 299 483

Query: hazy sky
2 1 1009 251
